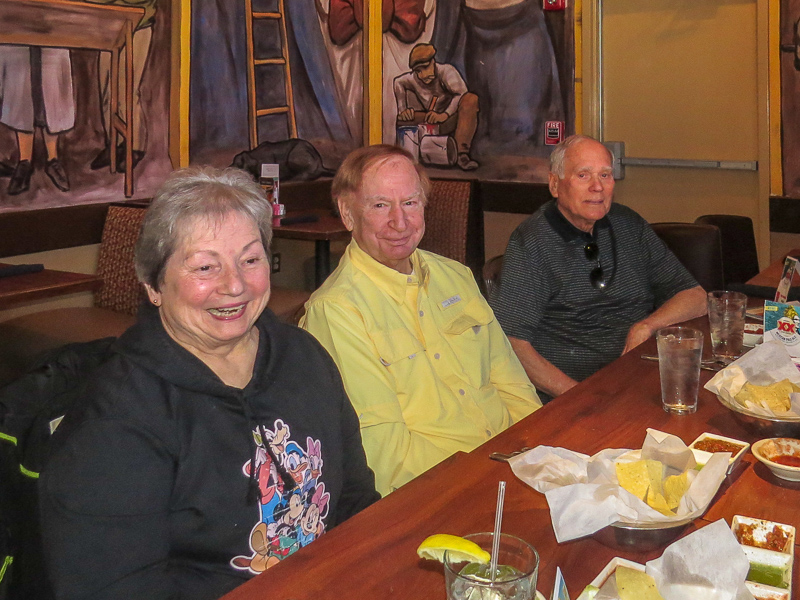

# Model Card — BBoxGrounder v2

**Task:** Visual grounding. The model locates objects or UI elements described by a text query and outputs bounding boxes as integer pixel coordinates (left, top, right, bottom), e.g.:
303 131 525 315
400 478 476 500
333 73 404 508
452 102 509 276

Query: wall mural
0 0 574 215
0 0 173 212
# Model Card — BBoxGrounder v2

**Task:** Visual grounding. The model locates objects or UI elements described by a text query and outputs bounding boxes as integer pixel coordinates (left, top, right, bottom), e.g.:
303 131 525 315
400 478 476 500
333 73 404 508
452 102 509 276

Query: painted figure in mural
86 0 157 173
314 0 434 143
432 0 564 154
394 42 479 170
0 45 74 195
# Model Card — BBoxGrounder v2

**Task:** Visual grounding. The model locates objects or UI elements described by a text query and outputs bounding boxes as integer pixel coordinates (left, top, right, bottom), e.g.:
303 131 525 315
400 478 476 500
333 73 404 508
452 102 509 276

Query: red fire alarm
544 121 564 145
543 0 566 10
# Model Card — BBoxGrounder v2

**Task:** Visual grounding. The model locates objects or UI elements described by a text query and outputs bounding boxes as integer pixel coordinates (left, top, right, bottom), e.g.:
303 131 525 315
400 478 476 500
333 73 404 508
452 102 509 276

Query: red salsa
772 454 800 468
736 522 791 552
693 439 745 454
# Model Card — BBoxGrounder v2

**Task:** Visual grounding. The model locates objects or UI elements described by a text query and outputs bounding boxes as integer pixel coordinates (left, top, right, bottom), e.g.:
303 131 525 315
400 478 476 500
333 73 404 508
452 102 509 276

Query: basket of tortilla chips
705 341 800 437
507 430 729 551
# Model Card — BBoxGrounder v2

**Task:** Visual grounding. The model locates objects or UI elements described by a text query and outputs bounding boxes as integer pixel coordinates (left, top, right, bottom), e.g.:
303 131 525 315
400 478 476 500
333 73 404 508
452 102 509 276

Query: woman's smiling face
146 210 271 355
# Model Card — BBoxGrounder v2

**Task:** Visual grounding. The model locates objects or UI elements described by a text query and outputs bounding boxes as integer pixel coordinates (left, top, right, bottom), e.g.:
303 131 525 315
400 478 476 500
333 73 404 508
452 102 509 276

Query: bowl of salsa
752 438 800 481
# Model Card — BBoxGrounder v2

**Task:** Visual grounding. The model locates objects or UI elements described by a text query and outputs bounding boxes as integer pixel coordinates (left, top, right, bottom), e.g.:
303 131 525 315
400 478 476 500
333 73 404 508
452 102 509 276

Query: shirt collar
347 239 430 304
543 199 611 243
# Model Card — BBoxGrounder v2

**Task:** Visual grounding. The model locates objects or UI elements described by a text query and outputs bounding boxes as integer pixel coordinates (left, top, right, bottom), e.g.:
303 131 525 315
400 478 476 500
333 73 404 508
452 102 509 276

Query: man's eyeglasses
584 241 609 290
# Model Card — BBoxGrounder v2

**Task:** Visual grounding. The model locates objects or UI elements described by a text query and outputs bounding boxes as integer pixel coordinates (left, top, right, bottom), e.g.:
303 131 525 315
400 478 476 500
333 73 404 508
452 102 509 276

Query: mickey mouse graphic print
231 419 329 573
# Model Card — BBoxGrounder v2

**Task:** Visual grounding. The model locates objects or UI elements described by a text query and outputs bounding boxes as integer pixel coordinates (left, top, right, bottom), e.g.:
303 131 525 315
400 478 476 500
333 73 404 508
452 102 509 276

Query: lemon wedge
416 534 491 564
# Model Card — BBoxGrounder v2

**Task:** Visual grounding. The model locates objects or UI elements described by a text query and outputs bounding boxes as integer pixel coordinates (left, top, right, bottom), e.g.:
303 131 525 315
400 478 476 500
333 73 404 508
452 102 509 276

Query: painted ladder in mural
244 0 297 149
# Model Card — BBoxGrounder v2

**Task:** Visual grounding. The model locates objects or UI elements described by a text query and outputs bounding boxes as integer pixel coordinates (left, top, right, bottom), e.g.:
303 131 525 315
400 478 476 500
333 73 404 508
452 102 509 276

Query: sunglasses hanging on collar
582 223 616 290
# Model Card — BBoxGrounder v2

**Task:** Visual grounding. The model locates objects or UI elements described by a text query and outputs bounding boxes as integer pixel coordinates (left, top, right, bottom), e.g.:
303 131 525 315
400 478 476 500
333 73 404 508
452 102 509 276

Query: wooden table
0 263 102 310
747 249 800 287
221 316 800 599
272 209 350 288
0 0 145 197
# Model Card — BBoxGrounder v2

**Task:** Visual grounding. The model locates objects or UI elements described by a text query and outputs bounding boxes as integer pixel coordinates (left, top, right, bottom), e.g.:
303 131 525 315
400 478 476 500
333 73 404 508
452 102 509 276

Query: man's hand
397 108 416 121
622 321 655 354
424 111 448 124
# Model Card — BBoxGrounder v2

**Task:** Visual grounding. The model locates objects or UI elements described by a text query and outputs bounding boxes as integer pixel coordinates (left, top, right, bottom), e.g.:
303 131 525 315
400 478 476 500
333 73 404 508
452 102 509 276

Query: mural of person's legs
438 92 479 170
43 130 69 192
8 132 33 195
92 26 152 171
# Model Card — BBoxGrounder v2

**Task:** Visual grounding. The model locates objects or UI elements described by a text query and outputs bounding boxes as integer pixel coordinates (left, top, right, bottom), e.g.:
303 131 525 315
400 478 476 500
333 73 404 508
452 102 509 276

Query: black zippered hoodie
40 303 379 600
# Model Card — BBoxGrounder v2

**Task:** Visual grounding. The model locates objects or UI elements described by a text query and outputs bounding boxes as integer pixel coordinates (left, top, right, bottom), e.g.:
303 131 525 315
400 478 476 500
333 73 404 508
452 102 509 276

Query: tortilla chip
663 472 689 510
735 379 798 412
616 566 665 600
646 488 674 516
616 460 664 502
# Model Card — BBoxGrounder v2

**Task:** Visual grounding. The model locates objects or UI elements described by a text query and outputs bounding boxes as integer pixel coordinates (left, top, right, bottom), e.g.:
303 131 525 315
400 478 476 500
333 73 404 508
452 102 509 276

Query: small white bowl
752 438 800 482
689 432 749 474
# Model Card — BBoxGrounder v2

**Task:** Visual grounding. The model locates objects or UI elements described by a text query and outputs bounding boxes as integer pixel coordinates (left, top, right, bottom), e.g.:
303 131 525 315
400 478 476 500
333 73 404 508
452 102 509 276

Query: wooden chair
694 214 759 286
0 204 310 386
650 222 725 292
418 179 484 281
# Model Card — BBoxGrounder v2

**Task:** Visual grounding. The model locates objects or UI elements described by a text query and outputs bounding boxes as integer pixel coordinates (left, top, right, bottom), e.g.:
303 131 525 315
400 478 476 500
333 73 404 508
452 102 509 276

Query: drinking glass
444 533 539 600
656 326 703 415
707 291 747 362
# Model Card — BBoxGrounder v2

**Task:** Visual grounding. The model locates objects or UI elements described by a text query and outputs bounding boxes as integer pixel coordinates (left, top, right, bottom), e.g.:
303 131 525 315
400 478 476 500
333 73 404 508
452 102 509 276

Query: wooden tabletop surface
0 263 102 311
221 314 800 600
271 209 350 243
747 249 800 287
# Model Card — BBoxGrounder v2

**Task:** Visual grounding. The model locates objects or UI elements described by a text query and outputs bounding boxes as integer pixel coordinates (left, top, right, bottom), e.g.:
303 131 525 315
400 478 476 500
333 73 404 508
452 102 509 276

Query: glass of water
657 326 704 415
707 290 747 362
444 533 539 600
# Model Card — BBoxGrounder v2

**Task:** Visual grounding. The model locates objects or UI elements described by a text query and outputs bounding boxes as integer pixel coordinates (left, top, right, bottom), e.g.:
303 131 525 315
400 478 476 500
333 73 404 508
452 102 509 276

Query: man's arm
622 285 707 353
438 63 467 116
508 336 578 399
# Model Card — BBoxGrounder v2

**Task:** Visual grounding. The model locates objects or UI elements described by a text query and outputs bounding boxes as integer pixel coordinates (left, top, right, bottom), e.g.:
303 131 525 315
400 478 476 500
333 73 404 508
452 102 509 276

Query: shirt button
485 429 492 436
419 310 424 317
407 277 413 283
434 353 440 360
459 389 465 396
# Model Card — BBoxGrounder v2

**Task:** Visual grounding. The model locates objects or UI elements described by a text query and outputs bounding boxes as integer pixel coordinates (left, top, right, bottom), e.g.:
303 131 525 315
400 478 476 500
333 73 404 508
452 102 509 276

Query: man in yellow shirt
301 145 541 496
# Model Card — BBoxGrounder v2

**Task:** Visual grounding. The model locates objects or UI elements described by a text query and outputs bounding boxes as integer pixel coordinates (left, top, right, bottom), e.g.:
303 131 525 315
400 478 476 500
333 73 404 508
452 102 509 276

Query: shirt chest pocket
371 329 425 370
438 297 495 388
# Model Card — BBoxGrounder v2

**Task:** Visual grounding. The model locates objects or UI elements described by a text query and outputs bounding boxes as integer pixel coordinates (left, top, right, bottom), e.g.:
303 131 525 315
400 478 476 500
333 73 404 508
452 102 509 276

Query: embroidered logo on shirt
231 419 329 574
441 294 462 309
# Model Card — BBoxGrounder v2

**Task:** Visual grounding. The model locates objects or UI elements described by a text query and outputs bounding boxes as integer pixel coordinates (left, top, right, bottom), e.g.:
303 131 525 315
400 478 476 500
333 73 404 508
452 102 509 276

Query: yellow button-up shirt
301 241 541 496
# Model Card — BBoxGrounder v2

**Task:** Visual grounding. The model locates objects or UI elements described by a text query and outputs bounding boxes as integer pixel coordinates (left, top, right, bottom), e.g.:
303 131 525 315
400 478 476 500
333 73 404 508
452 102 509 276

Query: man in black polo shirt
490 135 707 403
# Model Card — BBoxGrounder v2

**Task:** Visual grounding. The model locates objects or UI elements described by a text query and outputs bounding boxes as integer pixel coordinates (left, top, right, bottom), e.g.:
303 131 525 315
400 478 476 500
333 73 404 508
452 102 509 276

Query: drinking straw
490 481 506 582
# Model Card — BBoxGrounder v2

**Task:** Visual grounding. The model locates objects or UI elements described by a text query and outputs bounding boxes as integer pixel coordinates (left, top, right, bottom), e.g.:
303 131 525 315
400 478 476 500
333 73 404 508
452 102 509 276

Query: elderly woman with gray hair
39 167 379 600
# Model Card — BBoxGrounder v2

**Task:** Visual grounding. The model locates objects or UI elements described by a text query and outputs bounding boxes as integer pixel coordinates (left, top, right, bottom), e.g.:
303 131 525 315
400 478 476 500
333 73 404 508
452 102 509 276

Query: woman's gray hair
135 166 273 290
549 135 612 179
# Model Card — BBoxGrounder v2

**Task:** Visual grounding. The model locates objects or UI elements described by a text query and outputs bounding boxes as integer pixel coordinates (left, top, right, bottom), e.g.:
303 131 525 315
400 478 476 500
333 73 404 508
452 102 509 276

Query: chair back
651 222 724 291
94 205 148 315
482 255 504 299
694 214 759 286
418 179 484 279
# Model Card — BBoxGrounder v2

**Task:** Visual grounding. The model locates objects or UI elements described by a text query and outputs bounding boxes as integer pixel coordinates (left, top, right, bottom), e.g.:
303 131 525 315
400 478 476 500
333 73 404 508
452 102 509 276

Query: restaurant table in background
747 249 800 287
0 263 101 311
272 208 350 288
221 312 800 600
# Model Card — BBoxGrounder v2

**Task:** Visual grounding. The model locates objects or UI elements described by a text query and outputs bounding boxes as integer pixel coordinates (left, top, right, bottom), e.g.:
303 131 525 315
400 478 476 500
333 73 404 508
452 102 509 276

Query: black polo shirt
491 200 698 401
